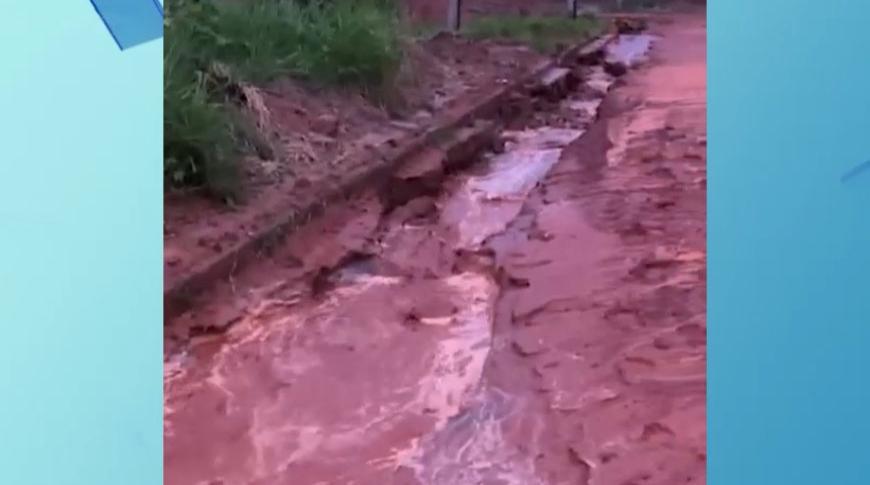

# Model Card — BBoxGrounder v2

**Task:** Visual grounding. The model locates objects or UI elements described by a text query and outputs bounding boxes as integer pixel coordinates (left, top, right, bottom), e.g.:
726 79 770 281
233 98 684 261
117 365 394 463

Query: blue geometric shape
841 159 870 184
90 0 164 50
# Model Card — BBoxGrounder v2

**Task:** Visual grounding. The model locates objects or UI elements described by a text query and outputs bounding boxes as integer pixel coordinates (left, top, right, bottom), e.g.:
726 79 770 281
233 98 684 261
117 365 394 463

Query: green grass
164 0 403 200
463 14 602 54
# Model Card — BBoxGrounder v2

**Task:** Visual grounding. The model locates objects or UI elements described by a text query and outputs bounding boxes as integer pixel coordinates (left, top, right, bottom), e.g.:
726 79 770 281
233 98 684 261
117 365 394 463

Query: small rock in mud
655 199 677 210
412 110 432 124
568 445 594 468
649 166 677 179
604 61 628 77
452 247 496 274
403 297 458 327
390 120 419 132
621 221 649 237
402 311 422 328
528 227 555 242
512 335 546 357
189 307 243 336
390 196 438 223
311 113 340 137
614 18 647 34
306 132 337 146
576 48 605 66
165 248 183 267
506 275 531 288
310 266 337 295
652 246 705 264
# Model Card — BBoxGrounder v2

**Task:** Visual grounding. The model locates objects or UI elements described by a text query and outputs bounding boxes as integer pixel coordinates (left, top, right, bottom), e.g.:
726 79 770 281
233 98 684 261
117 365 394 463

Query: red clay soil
164 13 706 485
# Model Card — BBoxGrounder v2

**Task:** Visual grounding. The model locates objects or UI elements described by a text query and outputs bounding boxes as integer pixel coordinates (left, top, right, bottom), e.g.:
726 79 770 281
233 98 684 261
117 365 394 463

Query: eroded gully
165 15 705 485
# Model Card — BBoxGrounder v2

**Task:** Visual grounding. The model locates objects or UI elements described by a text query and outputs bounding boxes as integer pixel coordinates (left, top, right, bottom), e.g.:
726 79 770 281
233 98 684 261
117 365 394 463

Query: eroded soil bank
163 25 551 296
165 14 706 485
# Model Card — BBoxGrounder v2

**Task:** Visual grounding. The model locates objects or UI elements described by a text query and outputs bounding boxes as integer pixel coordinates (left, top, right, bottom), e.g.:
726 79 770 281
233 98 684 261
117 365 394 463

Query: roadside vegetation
164 0 403 200
464 14 601 54
164 0 602 201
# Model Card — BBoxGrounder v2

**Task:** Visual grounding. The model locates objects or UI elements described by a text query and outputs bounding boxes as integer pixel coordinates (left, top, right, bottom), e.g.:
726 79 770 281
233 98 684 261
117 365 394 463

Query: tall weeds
164 0 403 199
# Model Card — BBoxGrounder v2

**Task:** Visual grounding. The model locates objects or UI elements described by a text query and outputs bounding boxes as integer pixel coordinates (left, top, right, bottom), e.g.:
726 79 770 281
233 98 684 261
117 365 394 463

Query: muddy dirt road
165 14 706 485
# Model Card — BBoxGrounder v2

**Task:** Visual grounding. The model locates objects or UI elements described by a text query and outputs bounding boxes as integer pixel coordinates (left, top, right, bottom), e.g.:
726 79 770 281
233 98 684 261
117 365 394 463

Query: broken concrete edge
164 32 617 322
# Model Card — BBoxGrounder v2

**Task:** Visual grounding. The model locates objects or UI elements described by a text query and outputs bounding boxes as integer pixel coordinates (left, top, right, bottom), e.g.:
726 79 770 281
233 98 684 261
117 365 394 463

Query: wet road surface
165 14 706 485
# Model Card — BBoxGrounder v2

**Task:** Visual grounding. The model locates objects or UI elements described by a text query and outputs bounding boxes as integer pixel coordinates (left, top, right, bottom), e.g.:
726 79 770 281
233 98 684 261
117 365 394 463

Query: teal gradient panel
710 1 870 484
0 3 162 484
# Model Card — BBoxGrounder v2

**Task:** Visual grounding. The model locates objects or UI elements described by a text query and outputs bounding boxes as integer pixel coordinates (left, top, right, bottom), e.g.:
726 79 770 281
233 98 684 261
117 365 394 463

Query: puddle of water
606 34 656 67
165 272 498 484
565 98 604 119
441 127 584 249
411 273 498 425
402 388 546 485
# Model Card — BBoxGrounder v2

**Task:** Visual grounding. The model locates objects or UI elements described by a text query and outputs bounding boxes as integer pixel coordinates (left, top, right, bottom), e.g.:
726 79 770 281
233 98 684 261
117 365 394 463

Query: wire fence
400 0 697 29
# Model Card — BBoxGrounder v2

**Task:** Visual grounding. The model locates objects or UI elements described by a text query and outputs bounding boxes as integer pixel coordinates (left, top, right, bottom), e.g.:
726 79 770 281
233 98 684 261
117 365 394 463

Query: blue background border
1 0 868 483
711 0 869 483
0 3 162 484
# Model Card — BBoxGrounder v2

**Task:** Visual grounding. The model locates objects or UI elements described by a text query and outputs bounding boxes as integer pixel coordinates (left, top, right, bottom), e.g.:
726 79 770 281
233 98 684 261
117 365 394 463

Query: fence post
568 0 579 19
448 0 462 32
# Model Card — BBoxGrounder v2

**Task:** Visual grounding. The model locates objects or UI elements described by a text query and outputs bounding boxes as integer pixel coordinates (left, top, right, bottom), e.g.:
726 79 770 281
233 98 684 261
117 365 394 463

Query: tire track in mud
164 18 705 485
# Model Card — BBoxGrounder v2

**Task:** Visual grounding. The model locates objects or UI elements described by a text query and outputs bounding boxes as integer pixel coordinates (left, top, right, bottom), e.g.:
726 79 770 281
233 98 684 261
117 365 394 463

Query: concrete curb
164 33 616 321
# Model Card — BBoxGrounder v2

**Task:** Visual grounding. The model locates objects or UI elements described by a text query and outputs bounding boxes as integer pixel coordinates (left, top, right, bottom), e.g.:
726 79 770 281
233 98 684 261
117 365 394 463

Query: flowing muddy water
163 29 690 485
